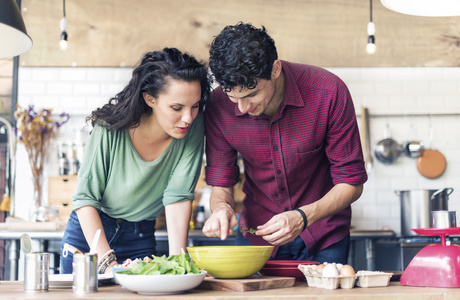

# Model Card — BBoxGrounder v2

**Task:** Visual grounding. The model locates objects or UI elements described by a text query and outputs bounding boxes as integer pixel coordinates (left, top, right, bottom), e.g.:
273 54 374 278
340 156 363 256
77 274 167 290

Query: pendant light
59 0 68 51
366 0 376 54
0 0 33 58
381 0 460 17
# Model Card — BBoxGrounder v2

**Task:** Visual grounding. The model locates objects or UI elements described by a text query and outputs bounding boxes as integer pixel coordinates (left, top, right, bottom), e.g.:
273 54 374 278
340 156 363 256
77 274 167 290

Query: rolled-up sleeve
204 92 240 188
72 125 109 211
326 78 367 185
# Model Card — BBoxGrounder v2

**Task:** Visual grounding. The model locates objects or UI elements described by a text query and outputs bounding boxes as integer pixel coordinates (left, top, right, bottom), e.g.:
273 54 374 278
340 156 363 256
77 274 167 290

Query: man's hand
202 203 238 241
256 210 304 246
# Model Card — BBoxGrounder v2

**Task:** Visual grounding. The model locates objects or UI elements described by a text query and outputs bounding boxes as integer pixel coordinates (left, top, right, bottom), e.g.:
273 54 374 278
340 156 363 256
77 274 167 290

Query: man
203 22 367 263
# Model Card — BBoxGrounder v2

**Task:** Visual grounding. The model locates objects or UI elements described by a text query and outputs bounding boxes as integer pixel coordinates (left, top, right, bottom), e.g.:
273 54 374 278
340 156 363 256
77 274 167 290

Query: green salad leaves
119 250 200 275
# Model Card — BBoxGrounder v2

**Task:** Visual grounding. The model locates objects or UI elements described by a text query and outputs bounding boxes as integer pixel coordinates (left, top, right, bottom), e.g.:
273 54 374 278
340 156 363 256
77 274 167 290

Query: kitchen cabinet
47 175 77 223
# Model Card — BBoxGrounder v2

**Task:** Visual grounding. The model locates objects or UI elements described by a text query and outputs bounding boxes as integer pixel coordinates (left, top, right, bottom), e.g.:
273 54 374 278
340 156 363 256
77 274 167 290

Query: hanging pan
416 149 446 179
374 122 402 165
416 119 446 179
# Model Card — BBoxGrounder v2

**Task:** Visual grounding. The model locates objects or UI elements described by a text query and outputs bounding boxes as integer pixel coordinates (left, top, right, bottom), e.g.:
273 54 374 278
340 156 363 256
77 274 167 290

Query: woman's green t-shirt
72 112 204 222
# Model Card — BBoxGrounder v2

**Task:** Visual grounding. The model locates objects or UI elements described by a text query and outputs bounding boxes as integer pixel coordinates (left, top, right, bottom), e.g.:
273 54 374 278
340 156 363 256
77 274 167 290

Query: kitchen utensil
24 252 50 292
187 245 274 279
401 227 460 288
361 107 373 173
72 253 98 293
431 210 456 228
416 149 447 178
89 229 101 255
402 141 424 158
416 119 446 178
113 271 206 295
258 260 317 282
396 188 454 236
374 123 402 165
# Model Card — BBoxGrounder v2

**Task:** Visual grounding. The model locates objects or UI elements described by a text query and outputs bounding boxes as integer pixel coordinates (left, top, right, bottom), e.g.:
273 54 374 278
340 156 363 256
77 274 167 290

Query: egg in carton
298 262 357 290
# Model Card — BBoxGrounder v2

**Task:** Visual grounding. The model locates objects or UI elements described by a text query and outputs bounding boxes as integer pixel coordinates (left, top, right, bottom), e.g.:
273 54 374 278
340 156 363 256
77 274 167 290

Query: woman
60 48 211 274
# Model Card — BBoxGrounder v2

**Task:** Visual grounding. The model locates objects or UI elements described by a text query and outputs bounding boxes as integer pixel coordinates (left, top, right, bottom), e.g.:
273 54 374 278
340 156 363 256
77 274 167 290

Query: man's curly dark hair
209 22 278 92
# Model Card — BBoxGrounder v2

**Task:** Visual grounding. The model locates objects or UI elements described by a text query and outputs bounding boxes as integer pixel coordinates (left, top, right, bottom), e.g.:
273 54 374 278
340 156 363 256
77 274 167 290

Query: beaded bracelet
294 208 307 232
98 249 117 274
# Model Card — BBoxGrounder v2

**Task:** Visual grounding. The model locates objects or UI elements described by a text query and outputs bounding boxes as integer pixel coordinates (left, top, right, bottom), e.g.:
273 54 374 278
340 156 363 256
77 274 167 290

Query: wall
16 66 460 235
20 0 460 67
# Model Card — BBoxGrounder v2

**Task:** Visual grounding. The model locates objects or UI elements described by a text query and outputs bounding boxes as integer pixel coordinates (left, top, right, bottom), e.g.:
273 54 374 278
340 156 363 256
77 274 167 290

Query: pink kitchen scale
401 227 460 288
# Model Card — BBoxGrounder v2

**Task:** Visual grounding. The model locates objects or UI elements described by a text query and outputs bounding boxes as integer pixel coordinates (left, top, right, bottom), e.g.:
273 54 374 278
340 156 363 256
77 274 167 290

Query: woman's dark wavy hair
209 22 278 92
87 47 211 130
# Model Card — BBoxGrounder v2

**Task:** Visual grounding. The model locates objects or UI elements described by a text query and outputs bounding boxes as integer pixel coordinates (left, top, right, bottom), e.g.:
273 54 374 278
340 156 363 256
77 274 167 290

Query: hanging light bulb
366 21 376 54
366 0 376 54
366 36 376 54
59 0 68 51
59 31 68 51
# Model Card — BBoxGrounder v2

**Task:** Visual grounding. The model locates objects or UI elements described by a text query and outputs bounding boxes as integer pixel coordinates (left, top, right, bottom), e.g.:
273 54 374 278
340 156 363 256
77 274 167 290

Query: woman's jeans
236 230 350 264
60 210 157 274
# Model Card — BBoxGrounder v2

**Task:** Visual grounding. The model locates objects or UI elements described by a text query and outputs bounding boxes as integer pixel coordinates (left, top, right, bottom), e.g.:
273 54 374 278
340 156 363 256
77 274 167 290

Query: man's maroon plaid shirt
205 61 368 256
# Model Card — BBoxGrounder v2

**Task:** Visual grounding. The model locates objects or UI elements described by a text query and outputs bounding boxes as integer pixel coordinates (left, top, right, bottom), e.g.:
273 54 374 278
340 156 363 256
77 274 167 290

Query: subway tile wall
16 67 460 235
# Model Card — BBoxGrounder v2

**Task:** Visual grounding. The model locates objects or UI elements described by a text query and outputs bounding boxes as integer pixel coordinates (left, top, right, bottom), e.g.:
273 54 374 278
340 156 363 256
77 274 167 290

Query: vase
32 174 43 208
30 174 43 222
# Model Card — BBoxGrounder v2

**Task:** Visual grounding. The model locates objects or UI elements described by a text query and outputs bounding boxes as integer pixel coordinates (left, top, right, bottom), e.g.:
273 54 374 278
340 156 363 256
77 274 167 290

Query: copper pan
416 149 447 179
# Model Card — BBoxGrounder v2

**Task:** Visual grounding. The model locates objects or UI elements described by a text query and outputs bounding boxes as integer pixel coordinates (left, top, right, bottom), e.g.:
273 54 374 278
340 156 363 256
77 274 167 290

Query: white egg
322 263 339 277
336 263 344 271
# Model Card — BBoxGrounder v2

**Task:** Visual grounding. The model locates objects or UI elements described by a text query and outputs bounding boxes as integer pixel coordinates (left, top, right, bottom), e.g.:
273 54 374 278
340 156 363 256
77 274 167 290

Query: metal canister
24 253 50 292
72 253 98 293
432 210 457 229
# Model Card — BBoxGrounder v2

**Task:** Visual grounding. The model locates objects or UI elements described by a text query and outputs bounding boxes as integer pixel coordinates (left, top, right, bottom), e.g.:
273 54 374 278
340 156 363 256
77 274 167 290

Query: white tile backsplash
15 66 460 235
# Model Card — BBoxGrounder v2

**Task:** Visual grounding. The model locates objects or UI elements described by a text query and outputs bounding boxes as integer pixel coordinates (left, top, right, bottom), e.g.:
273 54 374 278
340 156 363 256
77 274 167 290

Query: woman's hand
104 260 119 274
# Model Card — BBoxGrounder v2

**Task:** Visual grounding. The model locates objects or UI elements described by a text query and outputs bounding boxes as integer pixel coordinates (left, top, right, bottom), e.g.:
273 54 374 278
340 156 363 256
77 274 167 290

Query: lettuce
119 250 200 275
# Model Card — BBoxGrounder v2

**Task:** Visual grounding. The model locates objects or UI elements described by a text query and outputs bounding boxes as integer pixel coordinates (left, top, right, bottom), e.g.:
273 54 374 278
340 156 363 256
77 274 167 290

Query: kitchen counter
0 228 395 280
0 229 235 280
2 281 460 299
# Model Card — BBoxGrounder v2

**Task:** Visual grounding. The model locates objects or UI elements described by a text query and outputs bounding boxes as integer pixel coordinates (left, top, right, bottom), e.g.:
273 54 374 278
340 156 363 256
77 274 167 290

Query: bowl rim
187 245 274 250
114 270 207 277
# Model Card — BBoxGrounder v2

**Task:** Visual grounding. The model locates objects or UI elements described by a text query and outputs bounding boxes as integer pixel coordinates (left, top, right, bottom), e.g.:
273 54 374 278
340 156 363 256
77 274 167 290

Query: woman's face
145 78 202 139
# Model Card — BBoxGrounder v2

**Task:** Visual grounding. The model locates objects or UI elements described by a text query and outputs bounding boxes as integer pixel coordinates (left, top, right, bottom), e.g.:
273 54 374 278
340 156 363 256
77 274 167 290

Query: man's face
225 78 278 117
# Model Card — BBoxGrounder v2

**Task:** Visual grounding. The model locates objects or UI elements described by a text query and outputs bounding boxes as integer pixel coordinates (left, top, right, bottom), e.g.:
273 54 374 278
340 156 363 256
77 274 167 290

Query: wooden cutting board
197 276 296 292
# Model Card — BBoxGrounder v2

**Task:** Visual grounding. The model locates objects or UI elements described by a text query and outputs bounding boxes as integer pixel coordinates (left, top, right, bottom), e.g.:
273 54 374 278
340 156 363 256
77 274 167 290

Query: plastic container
356 271 392 287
